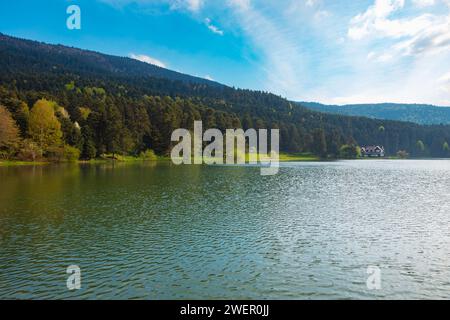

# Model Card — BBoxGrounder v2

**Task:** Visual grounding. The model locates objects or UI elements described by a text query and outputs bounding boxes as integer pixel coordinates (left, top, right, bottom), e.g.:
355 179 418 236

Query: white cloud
228 0 251 11
367 51 393 62
186 0 203 11
393 15 450 56
349 0 450 58
100 0 204 12
170 0 204 12
204 74 215 80
129 53 167 68
205 18 224 35
413 0 435 7
348 0 409 40
438 71 450 83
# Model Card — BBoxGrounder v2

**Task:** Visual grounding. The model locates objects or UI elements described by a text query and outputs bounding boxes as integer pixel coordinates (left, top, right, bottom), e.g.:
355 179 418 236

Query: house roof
361 145 385 153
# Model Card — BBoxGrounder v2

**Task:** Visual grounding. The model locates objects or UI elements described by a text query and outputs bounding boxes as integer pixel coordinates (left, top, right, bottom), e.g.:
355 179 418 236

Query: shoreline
0 153 319 167
3 155 448 167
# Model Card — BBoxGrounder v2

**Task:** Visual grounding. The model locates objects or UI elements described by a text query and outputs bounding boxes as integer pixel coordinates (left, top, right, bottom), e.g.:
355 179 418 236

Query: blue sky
1 0 450 105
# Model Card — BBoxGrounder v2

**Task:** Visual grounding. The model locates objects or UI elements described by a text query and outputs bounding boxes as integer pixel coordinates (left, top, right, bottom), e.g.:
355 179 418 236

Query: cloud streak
205 18 224 35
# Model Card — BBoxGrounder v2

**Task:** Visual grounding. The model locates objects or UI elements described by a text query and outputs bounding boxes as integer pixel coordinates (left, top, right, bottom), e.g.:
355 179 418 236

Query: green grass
277 153 320 161
1 152 320 167
96 154 171 162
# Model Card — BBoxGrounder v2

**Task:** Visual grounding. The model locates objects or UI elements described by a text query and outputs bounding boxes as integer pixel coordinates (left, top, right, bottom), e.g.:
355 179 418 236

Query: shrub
139 149 157 161
17 140 43 161
45 145 80 162
397 150 409 159
339 144 359 159
64 145 81 161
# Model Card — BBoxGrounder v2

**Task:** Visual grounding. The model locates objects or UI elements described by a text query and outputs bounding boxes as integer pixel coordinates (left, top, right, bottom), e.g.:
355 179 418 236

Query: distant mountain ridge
0 33 222 87
299 102 450 125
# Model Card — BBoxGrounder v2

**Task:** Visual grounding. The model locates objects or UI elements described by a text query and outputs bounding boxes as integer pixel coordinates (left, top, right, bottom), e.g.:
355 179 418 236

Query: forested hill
0 33 222 87
301 102 450 125
1 33 450 160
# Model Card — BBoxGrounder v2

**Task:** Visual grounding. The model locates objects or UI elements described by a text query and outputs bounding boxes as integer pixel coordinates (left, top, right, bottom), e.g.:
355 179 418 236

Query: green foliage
65 81 75 91
339 144 359 159
416 140 425 155
3 33 450 160
78 107 91 120
312 128 327 158
63 145 81 161
139 149 157 161
28 99 63 151
45 145 80 162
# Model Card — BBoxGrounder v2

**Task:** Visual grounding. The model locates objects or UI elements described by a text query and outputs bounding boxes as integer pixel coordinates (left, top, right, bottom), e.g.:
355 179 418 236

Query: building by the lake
361 145 385 157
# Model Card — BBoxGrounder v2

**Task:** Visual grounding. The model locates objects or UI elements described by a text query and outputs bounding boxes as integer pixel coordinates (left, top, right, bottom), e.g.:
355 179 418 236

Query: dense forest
301 102 450 125
2 33 450 161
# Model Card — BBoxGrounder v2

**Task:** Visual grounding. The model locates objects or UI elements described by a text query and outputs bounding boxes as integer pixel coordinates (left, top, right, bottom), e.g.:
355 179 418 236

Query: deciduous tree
28 99 63 151
0 105 21 158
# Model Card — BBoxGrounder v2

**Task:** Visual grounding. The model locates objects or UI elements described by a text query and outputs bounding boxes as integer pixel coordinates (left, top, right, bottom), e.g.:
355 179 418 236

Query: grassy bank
278 153 320 161
0 152 323 167
0 160 49 167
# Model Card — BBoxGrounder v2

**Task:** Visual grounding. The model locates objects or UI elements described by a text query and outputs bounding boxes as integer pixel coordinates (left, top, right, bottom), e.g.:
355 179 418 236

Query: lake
1 160 450 299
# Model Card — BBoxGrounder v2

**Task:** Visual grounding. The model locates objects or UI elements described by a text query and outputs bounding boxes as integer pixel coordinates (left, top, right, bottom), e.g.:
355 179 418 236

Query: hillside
300 102 450 125
0 33 222 87
2 33 450 159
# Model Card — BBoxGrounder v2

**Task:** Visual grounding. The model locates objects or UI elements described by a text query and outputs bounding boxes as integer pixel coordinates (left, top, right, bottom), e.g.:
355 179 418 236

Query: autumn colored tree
28 99 63 151
0 105 21 158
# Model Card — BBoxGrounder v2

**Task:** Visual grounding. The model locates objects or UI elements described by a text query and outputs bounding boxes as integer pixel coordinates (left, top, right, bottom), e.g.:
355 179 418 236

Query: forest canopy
1 33 450 161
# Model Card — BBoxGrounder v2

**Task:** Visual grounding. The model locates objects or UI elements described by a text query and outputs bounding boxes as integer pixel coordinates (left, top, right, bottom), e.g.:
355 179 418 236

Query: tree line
2 77 450 162
2 32 450 161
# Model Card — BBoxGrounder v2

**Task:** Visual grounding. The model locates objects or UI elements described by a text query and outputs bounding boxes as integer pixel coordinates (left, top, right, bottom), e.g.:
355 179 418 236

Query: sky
1 0 450 105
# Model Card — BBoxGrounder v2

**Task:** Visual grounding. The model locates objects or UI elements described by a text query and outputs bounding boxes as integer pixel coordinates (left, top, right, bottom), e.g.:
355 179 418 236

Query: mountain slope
300 102 450 125
2 33 450 159
0 33 222 87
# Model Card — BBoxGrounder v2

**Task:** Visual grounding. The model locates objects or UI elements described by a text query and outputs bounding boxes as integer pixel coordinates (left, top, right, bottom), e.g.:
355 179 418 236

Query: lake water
1 160 450 299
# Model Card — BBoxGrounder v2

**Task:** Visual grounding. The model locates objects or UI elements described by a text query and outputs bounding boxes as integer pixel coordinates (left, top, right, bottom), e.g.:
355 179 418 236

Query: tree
63 145 81 161
0 105 21 159
11 101 29 135
17 140 42 161
28 99 63 151
416 140 425 155
443 141 449 157
81 125 96 159
105 105 123 158
397 150 409 159
339 144 359 159
312 128 327 158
